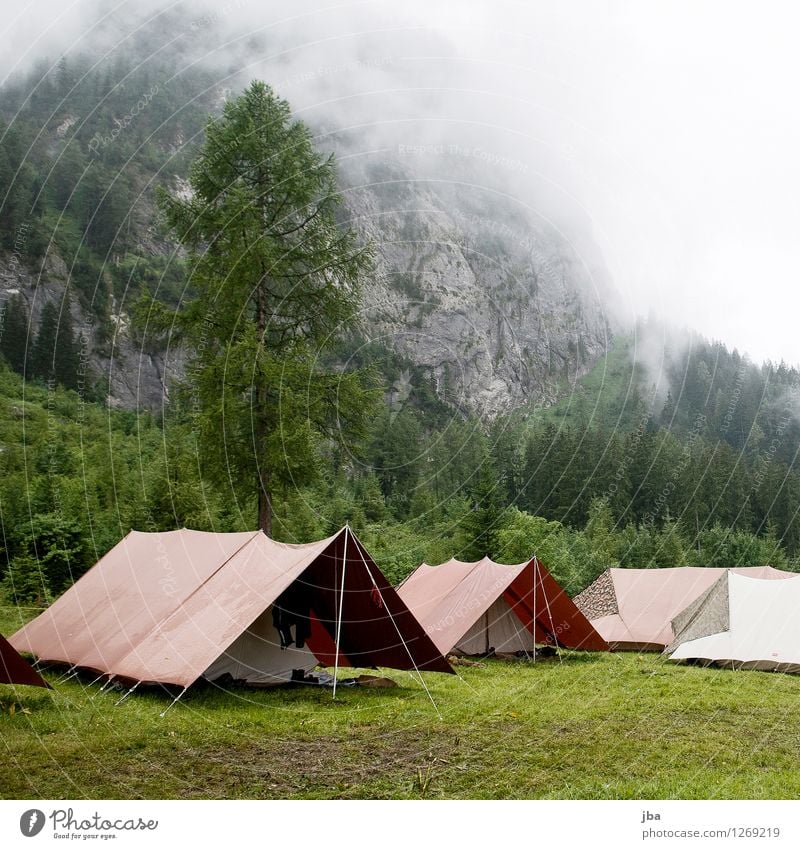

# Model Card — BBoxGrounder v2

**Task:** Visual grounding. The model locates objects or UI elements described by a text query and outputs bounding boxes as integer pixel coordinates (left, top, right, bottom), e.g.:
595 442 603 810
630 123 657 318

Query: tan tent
10 526 453 690
668 571 800 673
397 555 608 656
575 566 792 651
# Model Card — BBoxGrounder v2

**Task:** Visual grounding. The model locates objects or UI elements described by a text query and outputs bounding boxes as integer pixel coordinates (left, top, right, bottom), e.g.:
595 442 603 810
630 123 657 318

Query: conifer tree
152 81 377 533
30 301 59 381
0 295 30 375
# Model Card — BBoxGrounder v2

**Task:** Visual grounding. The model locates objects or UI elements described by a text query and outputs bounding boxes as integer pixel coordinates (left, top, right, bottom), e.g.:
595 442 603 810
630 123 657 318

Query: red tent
397 555 609 655
0 633 50 689
11 526 453 688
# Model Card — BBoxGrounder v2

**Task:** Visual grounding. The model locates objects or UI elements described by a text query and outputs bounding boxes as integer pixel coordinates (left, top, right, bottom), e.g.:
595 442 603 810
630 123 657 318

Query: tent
668 571 800 673
10 526 453 691
0 633 51 689
574 566 792 651
396 555 609 656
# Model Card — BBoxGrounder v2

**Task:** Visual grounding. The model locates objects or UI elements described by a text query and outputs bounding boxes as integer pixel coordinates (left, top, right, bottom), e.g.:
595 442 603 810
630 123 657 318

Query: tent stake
92 676 115 699
54 664 78 684
332 526 349 700
159 686 188 718
114 682 140 707
59 668 80 685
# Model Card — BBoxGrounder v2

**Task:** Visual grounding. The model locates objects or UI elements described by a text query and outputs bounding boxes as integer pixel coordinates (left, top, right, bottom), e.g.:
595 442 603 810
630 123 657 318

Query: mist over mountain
0 3 623 415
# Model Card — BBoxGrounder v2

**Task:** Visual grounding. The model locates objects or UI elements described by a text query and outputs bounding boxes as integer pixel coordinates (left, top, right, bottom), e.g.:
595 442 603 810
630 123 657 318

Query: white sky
2 0 800 365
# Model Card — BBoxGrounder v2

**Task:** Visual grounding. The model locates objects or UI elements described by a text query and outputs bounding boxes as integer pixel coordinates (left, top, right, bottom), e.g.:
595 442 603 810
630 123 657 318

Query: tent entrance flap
301 531 454 674
203 605 318 685
0 633 51 689
454 596 536 655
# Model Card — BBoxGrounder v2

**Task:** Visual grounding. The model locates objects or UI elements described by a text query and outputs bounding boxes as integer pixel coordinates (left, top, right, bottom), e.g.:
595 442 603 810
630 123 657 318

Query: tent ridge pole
533 558 537 664
333 525 349 700
537 557 563 664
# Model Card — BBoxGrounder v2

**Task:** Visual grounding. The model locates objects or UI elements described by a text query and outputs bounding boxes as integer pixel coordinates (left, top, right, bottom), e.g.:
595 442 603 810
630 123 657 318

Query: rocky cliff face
0 250 177 409
0 158 615 418
344 158 616 418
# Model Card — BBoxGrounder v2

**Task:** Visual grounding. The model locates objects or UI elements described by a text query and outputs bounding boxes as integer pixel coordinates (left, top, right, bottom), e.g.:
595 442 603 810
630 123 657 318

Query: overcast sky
3 0 800 366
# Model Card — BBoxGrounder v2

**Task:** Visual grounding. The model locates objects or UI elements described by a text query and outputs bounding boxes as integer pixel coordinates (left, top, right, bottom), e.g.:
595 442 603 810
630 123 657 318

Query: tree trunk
258 480 272 535
255 270 271 534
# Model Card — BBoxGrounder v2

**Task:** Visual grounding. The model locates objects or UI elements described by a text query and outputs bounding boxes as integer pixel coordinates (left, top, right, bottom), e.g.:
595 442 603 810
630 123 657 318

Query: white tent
575 565 792 651
668 571 800 674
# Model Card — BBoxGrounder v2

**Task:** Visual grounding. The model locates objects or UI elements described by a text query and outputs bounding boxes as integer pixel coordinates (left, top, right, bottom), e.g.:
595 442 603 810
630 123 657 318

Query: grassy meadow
3 604 800 800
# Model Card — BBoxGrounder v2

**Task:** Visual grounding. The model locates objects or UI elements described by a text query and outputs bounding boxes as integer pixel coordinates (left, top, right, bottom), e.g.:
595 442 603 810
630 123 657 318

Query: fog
3 0 800 366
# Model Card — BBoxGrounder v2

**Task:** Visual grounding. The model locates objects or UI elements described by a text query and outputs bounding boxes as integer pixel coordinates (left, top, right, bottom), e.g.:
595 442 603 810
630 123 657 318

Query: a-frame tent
396 555 609 656
574 565 793 651
668 570 800 674
10 526 453 690
0 633 51 689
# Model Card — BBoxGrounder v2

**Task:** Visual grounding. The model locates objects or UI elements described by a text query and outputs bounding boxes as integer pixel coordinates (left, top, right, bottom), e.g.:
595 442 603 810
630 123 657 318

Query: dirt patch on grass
29 727 465 799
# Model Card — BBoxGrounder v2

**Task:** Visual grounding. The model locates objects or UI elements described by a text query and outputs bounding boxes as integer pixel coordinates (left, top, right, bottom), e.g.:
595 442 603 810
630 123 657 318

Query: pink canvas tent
397 555 608 656
574 566 792 651
10 526 453 691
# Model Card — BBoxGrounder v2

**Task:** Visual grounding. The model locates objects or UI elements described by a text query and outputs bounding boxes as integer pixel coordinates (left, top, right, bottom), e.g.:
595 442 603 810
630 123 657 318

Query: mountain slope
0 30 618 417
341 156 615 417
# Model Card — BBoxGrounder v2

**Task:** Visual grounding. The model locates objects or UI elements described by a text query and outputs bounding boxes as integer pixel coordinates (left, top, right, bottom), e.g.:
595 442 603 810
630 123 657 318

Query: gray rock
0 160 617 419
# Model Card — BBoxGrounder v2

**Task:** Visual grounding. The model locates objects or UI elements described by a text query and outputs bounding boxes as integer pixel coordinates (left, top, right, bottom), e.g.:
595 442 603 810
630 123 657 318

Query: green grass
3 598 800 799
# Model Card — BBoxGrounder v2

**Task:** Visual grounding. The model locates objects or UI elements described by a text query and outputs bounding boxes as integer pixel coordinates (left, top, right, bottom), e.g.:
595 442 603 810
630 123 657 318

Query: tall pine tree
151 81 377 533
30 297 79 388
0 295 30 375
